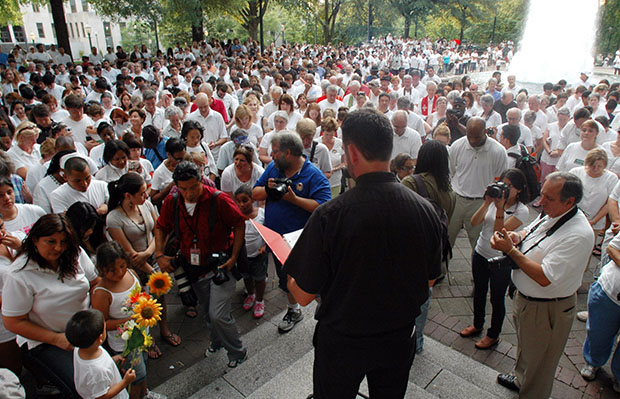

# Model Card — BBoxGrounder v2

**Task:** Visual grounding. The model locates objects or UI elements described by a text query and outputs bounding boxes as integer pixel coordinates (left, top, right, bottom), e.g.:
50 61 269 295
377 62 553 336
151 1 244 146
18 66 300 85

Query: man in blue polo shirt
253 130 331 333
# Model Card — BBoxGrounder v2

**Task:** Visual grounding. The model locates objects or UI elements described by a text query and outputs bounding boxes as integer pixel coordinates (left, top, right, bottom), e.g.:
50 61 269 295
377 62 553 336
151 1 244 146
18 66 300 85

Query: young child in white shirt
66 309 136 399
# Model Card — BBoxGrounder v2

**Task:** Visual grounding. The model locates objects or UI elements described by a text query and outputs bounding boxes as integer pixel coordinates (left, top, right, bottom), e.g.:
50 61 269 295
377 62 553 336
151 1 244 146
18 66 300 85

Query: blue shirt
144 136 168 170
255 156 331 235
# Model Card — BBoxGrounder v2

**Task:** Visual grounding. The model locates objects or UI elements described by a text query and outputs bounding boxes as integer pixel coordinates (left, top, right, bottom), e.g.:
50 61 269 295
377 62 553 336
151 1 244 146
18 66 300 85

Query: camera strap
520 206 578 256
173 190 221 255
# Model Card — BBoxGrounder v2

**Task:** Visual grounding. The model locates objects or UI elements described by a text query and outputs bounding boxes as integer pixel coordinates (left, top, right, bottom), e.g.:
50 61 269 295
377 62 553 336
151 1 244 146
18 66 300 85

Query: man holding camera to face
252 131 331 333
154 161 249 368
491 172 595 399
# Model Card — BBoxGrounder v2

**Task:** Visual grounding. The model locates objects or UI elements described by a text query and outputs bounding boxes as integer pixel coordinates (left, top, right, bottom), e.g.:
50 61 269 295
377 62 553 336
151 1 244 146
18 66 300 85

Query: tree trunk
191 5 203 43
459 19 465 43
404 15 410 39
49 0 72 58
324 0 330 43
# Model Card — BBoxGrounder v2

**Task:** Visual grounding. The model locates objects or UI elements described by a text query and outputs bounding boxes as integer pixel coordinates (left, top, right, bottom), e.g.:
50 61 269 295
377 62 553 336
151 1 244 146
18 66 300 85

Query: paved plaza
139 204 618 398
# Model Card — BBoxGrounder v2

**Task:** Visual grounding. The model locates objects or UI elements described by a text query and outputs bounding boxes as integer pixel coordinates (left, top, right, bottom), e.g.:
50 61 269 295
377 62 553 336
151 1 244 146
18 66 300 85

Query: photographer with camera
154 161 249 368
490 172 595 398
459 169 529 350
252 131 331 333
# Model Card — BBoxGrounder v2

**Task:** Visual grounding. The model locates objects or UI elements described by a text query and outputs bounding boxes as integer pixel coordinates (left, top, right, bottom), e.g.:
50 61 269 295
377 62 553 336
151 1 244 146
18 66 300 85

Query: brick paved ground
146 220 619 398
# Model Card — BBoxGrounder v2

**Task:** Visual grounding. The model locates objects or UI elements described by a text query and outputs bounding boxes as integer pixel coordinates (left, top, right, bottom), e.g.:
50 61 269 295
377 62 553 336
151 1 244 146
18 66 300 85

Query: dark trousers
472 250 511 339
23 343 79 398
313 323 415 399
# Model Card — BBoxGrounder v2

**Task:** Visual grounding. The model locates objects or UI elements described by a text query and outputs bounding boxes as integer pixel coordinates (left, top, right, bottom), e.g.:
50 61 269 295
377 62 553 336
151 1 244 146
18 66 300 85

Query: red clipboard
250 220 302 264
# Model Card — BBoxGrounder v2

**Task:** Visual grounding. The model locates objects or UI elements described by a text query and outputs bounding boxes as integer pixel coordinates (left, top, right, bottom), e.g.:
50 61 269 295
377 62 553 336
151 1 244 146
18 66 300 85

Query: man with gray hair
396 97 426 138
263 86 283 119
253 131 331 333
497 108 534 152
492 171 594 399
391 110 422 161
319 84 344 116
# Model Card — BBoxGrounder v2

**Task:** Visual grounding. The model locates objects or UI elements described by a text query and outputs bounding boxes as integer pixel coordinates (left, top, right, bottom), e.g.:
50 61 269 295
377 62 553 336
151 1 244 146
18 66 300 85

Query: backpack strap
173 193 180 240
412 174 430 198
309 141 318 163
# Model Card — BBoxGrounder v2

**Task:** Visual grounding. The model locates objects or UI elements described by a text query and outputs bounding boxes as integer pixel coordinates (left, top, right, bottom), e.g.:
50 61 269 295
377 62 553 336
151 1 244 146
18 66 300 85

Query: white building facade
1 0 123 58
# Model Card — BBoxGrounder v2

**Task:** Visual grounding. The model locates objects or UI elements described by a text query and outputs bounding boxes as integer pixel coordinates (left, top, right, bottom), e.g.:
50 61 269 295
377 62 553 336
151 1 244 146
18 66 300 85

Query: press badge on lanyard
190 238 200 266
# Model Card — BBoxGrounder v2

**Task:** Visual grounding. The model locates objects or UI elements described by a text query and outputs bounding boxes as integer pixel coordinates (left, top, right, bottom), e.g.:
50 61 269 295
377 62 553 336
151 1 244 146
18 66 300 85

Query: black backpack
412 174 452 268
508 144 541 203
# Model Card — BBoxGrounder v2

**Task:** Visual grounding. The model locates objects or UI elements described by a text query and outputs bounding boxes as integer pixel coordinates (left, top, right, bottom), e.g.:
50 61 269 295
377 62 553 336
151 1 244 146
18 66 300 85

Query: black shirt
493 100 517 123
284 172 442 337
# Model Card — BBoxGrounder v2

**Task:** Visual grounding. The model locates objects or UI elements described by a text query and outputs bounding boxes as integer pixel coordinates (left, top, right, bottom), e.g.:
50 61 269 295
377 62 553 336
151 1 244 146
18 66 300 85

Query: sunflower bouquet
117 281 169 366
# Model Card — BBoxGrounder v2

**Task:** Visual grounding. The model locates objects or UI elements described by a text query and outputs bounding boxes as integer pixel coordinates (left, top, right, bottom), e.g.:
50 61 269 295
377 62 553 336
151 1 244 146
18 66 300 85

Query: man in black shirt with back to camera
284 108 443 399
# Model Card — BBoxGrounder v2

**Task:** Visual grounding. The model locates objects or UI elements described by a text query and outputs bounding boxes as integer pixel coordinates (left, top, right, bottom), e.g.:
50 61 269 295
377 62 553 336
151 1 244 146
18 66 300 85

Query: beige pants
513 292 576 399
447 195 484 250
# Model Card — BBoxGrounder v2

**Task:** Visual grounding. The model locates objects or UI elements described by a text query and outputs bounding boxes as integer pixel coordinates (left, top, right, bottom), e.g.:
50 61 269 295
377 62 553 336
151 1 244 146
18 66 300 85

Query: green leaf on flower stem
126 327 145 353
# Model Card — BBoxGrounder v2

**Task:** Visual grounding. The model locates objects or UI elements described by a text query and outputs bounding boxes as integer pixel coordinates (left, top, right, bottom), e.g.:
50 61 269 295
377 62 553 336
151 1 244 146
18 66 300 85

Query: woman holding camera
460 168 530 349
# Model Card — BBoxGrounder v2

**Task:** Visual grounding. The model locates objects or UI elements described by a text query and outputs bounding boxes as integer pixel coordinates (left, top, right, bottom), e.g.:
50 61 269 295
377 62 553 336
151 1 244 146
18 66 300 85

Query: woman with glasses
389 153 414 182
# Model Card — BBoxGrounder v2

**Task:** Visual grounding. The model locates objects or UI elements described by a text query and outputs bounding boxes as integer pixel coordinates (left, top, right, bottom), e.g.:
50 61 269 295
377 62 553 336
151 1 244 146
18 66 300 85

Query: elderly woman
390 153 415 182
320 117 344 197
557 120 602 172
297 118 332 177
220 146 265 198
477 94 502 133
427 96 448 128
258 111 289 165
7 122 41 180
569 149 618 255
162 106 183 139
2 214 99 398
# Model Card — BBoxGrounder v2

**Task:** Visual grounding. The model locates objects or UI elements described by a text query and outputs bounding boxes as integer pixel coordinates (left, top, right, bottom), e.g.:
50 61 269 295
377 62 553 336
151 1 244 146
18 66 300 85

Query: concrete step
158 301 518 399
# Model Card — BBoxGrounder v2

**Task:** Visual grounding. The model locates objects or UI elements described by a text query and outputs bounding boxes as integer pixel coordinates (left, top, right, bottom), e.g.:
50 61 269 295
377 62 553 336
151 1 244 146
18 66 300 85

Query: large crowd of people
0 33 619 398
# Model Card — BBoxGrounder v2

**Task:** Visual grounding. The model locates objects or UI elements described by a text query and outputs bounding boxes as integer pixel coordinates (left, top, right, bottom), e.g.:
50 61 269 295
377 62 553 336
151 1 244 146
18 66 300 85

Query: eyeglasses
400 165 414 171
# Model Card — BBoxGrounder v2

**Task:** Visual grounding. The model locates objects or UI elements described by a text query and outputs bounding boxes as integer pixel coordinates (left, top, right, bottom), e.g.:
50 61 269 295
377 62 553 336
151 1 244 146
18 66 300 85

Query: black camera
207 252 231 286
266 178 293 201
485 127 495 136
485 181 510 199
446 108 460 117
487 252 520 269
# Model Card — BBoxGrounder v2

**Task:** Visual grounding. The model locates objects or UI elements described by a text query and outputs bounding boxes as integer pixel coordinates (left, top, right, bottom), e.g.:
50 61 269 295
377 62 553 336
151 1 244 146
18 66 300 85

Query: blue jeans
414 287 432 352
583 281 620 379
23 343 78 398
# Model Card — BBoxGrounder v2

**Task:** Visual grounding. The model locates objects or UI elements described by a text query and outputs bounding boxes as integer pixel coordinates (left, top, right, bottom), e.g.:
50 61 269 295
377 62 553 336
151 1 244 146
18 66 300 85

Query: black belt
457 194 483 200
519 292 573 302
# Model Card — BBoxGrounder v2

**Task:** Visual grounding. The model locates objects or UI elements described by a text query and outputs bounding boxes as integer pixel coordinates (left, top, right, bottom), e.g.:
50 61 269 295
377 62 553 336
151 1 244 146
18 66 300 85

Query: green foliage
0 0 22 26
598 0 620 55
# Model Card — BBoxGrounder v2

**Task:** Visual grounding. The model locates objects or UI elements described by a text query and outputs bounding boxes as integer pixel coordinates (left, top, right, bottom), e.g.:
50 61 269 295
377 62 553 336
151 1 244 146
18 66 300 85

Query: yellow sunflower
146 271 173 297
144 334 153 348
132 297 163 328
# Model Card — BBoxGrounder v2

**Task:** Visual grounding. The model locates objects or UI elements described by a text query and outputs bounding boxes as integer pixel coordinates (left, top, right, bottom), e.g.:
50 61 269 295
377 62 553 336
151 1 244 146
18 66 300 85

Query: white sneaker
580 364 599 381
576 311 588 322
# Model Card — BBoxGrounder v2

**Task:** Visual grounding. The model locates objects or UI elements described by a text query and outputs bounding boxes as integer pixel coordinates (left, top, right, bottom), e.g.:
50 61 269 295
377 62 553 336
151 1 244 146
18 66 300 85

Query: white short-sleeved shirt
151 162 173 191
5 204 46 235
303 141 332 174
186 110 228 161
512 209 594 298
33 175 63 213
599 233 620 306
475 202 530 259
602 141 620 175
449 136 508 198
323 138 344 188
569 167 618 229
50 180 109 213
541 122 563 166
245 208 266 258
0 231 24 343
61 116 95 144
25 160 49 194
392 128 422 161
267 111 302 131
7 144 41 172
319 99 344 116
220 163 264 195
478 110 502 129
94 164 127 183
74 348 129 399
186 142 218 176
556 142 602 172
1 249 97 349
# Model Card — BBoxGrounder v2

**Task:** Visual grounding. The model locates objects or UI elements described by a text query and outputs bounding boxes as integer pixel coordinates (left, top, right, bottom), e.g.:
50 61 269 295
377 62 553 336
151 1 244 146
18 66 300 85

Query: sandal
185 306 198 318
148 344 162 359
160 332 181 347
592 245 602 257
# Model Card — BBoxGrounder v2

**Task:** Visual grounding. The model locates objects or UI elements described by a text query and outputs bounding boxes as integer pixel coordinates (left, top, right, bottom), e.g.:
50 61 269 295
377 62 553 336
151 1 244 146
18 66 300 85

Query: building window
36 23 45 38
81 22 86 37
69 23 74 38
13 26 26 43
1 27 11 43
32 4 40 12
51 23 56 38
75 23 80 37
82 0 89 12
103 22 112 37
70 0 77 13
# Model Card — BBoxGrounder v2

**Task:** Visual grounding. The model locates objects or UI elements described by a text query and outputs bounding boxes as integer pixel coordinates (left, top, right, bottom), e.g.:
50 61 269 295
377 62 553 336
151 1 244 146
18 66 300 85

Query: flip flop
148 344 162 359
160 332 182 347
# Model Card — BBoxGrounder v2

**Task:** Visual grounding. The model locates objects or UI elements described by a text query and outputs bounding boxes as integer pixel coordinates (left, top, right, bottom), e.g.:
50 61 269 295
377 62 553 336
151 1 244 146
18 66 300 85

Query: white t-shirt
541 122 563 166
5 204 46 235
475 202 530 259
556 142 602 172
7 144 41 172
220 163 264 195
303 141 332 174
1 249 97 349
318 99 344 116
50 179 109 213
267 111 302 131
602 141 620 176
61 116 95 144
323 138 344 188
569 167 618 229
392 128 422 161
599 232 620 306
73 348 129 399
0 231 24 343
33 175 63 213
245 208 266 258
186 110 228 161
151 162 173 191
